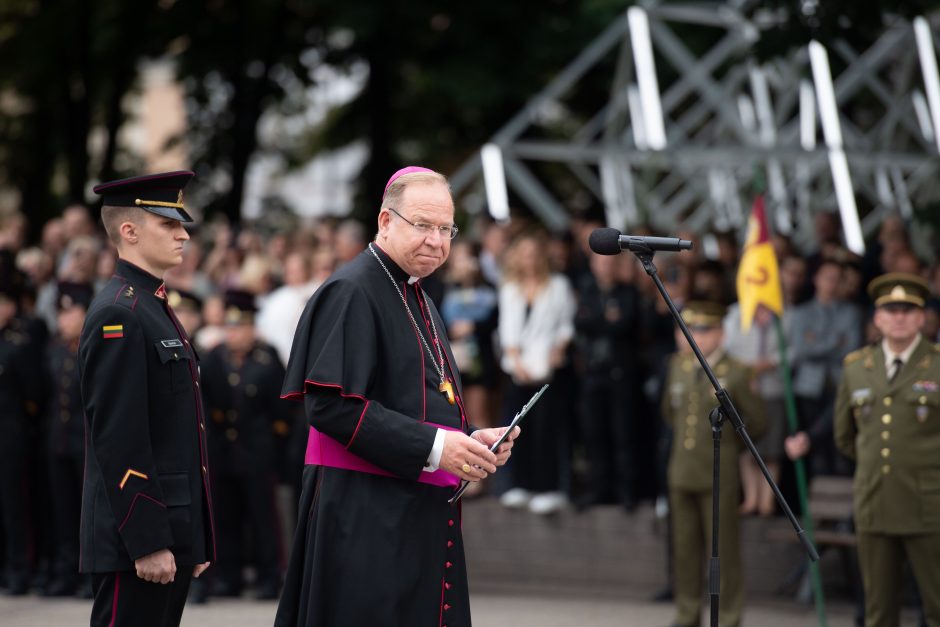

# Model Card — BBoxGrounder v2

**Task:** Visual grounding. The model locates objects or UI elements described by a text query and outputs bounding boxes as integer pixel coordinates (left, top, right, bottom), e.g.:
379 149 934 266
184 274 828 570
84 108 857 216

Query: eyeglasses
387 207 459 240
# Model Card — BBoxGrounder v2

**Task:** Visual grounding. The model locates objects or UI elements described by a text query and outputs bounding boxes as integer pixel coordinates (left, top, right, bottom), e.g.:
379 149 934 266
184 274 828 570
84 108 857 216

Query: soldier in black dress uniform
44 282 94 597
0 262 44 595
79 171 214 627
201 289 285 599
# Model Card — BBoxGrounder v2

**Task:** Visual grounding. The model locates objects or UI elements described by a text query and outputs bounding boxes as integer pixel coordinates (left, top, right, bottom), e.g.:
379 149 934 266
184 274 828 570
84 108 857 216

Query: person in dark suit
201 289 286 599
44 282 95 597
574 252 642 511
0 260 44 595
79 171 215 627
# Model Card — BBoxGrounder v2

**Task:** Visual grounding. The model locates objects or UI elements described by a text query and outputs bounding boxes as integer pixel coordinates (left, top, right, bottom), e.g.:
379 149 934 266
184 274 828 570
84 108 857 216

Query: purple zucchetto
382 166 436 199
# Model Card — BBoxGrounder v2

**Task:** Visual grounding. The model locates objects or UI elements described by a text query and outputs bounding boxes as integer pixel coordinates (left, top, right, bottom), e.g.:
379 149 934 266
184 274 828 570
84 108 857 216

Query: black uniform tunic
45 338 86 583
0 317 44 590
79 260 215 573
276 245 472 627
201 340 285 590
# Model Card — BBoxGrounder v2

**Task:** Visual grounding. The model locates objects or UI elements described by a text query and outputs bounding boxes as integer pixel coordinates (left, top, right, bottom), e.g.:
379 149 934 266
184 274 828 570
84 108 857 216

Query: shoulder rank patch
102 324 124 339
844 347 868 366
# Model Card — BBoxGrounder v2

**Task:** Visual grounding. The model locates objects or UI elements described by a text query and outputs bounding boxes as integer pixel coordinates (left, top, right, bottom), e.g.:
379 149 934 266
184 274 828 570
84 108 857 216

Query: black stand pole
632 248 819 627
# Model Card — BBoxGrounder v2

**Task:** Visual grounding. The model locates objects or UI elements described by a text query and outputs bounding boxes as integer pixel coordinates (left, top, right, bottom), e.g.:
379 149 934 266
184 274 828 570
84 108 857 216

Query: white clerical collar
882 333 922 370
408 276 419 285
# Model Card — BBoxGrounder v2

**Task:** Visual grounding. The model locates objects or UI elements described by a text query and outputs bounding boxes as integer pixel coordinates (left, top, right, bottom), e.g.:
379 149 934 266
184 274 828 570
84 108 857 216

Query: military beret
92 170 194 223
223 289 256 325
56 281 94 311
867 272 930 308
681 300 727 328
167 288 203 313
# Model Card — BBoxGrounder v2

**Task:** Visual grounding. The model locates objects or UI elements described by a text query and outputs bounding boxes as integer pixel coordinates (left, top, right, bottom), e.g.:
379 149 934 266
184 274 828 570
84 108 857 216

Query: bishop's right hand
441 431 498 481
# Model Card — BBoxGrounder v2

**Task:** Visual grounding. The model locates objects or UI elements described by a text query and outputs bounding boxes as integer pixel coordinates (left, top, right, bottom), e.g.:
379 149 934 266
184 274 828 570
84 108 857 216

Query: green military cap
681 300 727 328
867 272 930 308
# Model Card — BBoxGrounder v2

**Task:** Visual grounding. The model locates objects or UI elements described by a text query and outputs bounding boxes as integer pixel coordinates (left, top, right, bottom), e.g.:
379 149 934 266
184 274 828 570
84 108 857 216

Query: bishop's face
378 182 455 278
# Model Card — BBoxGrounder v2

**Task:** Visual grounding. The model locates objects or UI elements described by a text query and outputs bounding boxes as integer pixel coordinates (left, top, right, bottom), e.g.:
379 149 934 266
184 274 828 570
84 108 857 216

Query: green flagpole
772 315 828 627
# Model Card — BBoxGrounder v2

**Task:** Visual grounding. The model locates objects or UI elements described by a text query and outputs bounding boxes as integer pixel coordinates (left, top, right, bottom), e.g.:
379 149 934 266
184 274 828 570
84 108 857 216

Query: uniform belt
304 423 461 488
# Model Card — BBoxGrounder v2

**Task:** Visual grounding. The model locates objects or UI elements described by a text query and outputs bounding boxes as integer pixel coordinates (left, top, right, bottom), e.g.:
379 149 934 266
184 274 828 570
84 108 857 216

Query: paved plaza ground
0 590 869 626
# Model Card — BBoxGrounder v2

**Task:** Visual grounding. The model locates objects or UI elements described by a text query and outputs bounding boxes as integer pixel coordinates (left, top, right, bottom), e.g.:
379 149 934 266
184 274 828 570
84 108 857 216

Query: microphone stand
631 245 818 627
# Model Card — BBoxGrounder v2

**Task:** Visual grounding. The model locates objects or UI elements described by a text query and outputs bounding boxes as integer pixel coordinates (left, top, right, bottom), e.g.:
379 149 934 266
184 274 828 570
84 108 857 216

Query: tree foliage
3 0 937 235
0 0 165 237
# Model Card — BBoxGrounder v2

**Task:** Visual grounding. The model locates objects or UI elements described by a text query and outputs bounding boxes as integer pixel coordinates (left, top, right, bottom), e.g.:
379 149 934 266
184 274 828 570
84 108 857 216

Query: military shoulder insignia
115 283 138 310
844 347 867 365
102 324 124 339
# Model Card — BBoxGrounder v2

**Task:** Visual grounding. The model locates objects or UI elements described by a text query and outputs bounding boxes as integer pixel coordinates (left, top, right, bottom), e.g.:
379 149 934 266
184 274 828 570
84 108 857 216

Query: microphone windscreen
589 228 622 255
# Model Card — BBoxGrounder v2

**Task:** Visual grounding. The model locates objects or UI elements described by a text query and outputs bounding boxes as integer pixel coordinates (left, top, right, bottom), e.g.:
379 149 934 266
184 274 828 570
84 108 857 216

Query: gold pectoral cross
439 380 456 405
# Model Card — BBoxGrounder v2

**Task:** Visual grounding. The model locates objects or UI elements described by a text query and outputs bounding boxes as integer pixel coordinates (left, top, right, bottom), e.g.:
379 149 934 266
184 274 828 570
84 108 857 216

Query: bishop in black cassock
275 167 518 627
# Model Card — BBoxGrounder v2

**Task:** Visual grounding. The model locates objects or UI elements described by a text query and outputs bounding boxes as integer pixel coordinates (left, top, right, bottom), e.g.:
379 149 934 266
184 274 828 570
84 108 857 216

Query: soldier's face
689 326 723 356
377 182 454 278
225 323 255 353
136 213 190 273
874 305 925 346
0 297 14 326
175 310 202 337
57 306 86 342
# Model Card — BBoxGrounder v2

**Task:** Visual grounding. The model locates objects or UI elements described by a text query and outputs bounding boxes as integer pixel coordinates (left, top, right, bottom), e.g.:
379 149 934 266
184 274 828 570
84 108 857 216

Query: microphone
589 228 693 255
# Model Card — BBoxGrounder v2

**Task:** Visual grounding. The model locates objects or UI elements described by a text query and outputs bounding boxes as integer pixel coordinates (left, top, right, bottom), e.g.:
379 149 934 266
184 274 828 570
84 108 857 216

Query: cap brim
140 205 194 223
875 295 924 308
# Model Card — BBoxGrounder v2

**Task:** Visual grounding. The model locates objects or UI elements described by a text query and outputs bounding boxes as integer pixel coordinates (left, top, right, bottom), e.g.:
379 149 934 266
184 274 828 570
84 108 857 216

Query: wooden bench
769 475 861 605
804 476 856 547
767 475 855 546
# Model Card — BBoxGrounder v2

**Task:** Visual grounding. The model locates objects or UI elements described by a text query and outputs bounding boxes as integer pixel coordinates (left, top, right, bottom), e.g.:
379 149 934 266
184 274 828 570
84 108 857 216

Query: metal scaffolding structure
451 1 940 254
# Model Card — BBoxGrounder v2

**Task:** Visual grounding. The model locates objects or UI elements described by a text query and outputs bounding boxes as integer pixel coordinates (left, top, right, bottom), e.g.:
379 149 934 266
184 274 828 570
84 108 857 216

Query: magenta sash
304 423 461 488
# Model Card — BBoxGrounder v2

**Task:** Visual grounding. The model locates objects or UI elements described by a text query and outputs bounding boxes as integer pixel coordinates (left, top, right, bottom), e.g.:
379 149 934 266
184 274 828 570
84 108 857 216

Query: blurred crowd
0 201 938 603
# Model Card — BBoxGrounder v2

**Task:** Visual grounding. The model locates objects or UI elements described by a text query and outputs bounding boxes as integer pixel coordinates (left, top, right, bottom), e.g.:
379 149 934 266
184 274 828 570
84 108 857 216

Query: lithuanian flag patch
102 324 124 339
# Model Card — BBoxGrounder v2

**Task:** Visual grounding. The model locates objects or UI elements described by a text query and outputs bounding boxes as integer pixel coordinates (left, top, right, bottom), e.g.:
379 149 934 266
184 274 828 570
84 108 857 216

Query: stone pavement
0 591 864 626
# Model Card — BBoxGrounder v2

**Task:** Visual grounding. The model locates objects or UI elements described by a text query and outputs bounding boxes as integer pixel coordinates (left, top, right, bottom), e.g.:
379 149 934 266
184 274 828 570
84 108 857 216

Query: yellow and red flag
736 196 783 331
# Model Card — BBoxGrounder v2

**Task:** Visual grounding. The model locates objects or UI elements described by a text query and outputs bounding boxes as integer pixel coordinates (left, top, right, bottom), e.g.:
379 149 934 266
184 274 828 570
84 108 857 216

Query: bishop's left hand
471 426 521 467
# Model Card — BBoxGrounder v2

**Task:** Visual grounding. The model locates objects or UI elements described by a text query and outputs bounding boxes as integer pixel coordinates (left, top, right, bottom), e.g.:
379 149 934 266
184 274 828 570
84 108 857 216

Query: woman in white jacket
497 232 576 514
